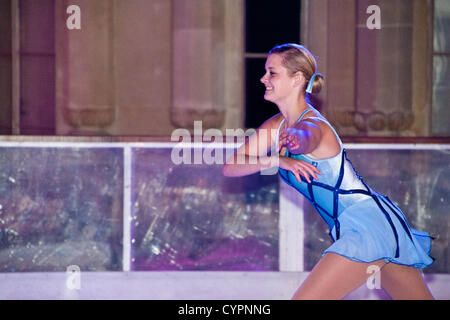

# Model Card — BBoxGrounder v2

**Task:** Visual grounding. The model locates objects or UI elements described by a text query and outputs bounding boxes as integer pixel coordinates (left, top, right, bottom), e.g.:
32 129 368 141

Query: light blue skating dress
277 108 434 268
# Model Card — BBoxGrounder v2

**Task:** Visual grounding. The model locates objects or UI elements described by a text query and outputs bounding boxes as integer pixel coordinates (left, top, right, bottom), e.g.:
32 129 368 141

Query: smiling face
260 54 303 104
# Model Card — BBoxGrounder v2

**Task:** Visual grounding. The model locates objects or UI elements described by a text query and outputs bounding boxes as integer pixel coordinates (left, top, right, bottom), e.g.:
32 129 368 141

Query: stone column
171 0 226 131
302 0 330 115
303 0 356 134
304 0 431 137
222 0 244 131
110 0 172 136
0 0 12 134
56 0 115 135
411 0 431 136
327 0 356 134
356 0 416 136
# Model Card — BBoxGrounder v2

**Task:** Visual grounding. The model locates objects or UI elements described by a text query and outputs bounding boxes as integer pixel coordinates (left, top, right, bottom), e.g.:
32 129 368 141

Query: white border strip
122 146 132 272
343 143 450 150
0 141 448 150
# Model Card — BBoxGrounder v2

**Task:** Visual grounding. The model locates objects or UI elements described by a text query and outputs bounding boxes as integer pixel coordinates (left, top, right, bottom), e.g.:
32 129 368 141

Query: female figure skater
223 43 434 300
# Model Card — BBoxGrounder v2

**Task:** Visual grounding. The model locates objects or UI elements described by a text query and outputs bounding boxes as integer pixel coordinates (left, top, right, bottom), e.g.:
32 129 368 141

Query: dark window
245 0 301 128
245 0 301 53
245 58 280 129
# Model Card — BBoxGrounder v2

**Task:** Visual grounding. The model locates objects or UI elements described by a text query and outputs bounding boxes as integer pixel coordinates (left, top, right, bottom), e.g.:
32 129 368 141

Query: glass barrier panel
0 147 123 272
131 148 279 271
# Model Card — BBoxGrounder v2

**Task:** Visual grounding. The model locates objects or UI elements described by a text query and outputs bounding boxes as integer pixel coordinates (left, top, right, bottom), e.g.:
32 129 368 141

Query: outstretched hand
279 128 302 153
278 156 321 183
278 124 322 183
278 127 321 183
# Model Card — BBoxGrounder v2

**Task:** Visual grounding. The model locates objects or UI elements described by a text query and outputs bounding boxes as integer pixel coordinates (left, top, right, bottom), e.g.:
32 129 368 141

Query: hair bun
310 73 324 94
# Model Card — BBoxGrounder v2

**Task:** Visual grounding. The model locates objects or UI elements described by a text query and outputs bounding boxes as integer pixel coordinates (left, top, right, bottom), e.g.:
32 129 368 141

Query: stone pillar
326 0 356 133
303 0 356 134
411 0 431 136
305 0 428 137
0 0 12 134
355 0 416 136
302 0 329 115
171 0 226 131
56 0 115 135
110 0 172 136
20 0 56 135
222 0 244 131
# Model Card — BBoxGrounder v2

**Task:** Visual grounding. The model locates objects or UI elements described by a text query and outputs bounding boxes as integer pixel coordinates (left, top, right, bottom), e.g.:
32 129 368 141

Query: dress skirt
324 195 434 269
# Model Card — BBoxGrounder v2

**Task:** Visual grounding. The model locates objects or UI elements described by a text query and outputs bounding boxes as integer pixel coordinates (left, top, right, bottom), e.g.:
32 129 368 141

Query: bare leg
380 262 434 300
292 253 386 300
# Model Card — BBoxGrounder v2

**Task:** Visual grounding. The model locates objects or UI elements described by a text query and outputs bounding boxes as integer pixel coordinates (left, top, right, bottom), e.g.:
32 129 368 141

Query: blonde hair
269 43 324 94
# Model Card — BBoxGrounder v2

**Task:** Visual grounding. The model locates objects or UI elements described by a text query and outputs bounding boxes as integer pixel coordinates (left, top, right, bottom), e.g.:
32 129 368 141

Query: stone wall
55 0 244 136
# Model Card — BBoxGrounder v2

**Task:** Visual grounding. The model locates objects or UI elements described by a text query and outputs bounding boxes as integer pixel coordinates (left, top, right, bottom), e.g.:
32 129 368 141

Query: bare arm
222 115 280 177
223 115 321 182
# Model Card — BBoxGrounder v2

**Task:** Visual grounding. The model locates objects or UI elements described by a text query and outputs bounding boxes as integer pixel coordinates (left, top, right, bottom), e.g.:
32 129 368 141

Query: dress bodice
276 108 415 258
